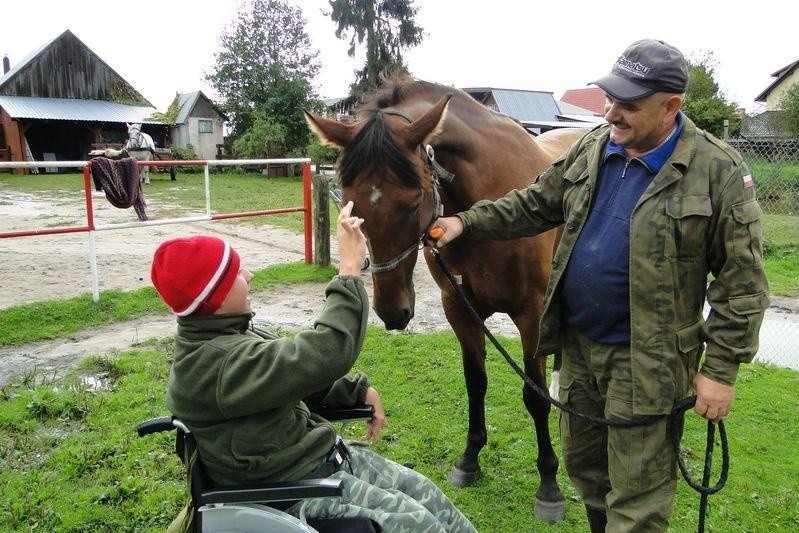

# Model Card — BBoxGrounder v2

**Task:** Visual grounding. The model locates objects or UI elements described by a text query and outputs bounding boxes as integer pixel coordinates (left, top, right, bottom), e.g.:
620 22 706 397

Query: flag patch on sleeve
742 174 754 189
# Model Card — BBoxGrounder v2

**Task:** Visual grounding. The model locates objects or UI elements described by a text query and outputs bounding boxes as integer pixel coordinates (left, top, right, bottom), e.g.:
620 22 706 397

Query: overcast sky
2 0 795 114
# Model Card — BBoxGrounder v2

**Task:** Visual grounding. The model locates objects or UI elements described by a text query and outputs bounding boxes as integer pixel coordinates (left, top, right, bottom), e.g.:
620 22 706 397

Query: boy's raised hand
337 201 366 275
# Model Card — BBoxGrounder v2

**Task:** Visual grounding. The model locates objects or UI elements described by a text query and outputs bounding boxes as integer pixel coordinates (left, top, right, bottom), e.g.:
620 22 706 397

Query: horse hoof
535 497 565 524
447 465 481 487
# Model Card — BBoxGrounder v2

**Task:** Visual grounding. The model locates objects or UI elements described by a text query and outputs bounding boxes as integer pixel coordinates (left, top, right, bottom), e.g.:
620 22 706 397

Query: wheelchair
137 406 379 532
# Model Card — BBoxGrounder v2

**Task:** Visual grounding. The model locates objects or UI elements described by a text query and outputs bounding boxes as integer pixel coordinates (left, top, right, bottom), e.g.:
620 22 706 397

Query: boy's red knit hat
150 235 241 316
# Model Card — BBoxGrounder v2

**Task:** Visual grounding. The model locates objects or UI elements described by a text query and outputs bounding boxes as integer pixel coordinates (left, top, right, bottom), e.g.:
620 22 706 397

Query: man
430 39 768 532
151 201 476 532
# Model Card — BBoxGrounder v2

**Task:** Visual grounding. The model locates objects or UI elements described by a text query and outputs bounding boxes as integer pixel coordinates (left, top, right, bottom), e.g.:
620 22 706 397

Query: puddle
81 372 111 391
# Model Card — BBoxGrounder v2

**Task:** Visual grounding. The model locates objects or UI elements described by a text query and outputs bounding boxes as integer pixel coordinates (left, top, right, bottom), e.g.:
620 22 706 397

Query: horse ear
404 94 452 148
304 111 356 148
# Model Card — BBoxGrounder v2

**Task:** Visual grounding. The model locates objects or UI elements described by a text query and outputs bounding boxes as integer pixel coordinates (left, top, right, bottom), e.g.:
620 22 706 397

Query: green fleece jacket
166 275 370 485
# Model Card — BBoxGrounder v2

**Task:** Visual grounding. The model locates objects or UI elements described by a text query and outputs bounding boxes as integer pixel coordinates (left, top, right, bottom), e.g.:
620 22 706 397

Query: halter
367 109 454 274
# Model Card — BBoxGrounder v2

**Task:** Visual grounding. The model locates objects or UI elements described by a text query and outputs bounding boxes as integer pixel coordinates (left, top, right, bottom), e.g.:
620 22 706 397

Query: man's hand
428 216 464 248
362 386 388 442
693 373 735 423
337 201 366 276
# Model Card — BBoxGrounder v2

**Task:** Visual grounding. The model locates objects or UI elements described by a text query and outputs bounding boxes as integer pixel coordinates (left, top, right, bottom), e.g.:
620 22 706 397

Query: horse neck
434 105 550 213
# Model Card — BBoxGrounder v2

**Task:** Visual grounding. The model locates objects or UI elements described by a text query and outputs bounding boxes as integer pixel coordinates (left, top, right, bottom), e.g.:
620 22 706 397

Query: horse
124 123 156 184
305 77 588 522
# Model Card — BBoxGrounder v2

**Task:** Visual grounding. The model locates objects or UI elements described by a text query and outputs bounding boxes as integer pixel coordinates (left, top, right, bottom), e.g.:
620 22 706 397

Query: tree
328 0 424 98
682 52 739 138
207 0 321 154
779 82 799 136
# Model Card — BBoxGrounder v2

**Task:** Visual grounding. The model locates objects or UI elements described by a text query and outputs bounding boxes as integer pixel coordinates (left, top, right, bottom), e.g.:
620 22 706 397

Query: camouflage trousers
288 443 477 533
559 327 684 532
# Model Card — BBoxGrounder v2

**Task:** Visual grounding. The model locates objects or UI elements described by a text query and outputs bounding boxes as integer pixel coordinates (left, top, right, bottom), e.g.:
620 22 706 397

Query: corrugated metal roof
0 95 162 123
490 89 561 122
174 91 200 124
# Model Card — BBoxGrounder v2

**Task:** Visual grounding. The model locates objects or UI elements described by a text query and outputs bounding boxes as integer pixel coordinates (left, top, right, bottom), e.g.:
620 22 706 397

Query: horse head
306 84 451 330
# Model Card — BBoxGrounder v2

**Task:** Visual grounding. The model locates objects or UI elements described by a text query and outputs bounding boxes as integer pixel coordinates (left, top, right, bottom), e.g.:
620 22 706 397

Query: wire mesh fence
726 138 799 369
728 138 799 215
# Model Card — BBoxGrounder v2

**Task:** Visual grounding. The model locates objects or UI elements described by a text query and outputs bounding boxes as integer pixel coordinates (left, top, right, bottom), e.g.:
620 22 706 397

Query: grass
0 330 797 532
762 214 799 296
0 262 335 346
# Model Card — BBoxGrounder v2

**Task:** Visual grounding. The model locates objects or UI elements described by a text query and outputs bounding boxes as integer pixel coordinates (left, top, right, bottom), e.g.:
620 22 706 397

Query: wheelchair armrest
136 416 176 436
200 478 344 505
313 405 374 422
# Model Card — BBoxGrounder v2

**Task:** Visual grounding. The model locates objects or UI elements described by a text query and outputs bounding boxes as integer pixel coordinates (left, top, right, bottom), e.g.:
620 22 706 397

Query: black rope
429 246 728 532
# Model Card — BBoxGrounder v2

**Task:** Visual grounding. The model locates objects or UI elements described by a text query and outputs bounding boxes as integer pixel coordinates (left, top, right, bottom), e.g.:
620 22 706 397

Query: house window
198 120 213 133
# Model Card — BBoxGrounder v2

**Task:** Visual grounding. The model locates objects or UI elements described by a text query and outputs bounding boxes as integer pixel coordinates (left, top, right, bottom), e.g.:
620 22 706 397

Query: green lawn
1 330 796 532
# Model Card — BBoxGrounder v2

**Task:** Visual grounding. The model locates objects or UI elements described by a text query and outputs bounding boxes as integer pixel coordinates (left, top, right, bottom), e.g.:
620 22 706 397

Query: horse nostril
379 307 413 331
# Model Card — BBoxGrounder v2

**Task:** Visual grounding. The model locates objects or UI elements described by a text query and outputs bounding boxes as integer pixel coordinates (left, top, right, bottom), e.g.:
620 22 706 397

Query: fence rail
0 158 314 301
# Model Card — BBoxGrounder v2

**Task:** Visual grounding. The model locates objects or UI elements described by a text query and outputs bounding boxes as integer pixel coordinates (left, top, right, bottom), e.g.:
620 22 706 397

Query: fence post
302 162 313 264
312 173 331 266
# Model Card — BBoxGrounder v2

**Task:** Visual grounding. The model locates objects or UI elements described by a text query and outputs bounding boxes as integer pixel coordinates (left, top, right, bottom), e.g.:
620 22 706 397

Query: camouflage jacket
458 116 769 415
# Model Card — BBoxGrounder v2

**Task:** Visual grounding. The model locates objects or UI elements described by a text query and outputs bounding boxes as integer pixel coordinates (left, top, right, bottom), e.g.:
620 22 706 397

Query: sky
2 0 796 115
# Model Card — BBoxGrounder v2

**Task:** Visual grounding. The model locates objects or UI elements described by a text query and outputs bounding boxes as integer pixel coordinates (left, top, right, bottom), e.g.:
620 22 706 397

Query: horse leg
516 316 565 524
443 297 488 487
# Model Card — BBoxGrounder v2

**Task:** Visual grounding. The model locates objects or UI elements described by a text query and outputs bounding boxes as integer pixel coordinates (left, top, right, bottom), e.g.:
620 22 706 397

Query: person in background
151 201 476 532
429 39 769 532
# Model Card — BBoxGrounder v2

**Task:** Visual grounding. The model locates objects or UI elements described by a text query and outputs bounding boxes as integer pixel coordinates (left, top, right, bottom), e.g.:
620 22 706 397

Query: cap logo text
616 55 651 78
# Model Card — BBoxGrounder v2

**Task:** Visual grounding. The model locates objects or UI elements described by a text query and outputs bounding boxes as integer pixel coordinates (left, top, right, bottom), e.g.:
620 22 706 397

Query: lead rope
428 245 728 533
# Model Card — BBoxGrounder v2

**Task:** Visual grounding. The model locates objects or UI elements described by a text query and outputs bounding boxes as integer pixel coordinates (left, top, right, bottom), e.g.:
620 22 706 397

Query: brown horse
305 77 586 523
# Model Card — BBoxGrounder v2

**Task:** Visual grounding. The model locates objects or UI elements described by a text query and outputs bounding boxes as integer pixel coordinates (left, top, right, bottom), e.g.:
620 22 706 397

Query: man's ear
664 94 683 120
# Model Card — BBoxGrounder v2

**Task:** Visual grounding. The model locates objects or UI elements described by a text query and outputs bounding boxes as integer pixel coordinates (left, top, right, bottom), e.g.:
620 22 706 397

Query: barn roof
0 95 161 123
0 29 153 107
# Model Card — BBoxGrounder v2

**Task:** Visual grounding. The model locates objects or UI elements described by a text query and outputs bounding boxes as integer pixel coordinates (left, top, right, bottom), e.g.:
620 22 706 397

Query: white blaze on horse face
369 184 382 206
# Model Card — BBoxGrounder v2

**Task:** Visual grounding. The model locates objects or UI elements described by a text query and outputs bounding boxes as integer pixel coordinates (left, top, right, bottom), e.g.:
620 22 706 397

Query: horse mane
338 75 453 189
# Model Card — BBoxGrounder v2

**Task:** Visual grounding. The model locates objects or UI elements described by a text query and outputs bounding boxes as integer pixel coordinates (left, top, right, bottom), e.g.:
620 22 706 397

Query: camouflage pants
288 443 476 533
559 327 682 532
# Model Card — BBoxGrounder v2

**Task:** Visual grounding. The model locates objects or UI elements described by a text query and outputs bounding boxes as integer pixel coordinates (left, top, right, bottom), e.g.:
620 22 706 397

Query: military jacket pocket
725 292 769 347
664 195 712 261
731 200 763 266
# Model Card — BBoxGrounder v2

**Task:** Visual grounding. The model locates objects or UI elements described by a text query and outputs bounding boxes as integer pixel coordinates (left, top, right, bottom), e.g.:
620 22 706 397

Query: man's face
216 267 253 314
603 92 676 157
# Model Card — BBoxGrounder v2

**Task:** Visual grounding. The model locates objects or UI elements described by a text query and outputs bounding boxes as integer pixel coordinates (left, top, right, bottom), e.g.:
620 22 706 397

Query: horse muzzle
373 287 415 330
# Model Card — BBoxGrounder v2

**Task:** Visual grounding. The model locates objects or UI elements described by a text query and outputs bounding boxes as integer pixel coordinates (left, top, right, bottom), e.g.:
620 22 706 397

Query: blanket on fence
90 157 147 221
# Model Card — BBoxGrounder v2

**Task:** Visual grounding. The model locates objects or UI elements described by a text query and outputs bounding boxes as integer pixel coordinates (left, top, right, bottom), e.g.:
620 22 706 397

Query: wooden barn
169 91 226 160
0 29 169 173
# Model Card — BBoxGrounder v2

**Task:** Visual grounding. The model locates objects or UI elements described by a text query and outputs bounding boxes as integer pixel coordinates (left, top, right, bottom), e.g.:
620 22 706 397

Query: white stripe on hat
175 241 231 316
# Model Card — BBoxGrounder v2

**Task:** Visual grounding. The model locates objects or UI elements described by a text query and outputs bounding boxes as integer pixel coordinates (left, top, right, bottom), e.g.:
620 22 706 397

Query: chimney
2 55 9 74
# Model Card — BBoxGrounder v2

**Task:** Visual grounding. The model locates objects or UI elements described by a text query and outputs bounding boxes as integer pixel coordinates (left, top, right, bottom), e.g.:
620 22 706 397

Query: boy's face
215 267 253 314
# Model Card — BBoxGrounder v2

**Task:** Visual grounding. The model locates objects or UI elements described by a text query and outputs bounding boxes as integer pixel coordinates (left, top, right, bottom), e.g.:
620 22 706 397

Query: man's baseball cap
591 39 689 101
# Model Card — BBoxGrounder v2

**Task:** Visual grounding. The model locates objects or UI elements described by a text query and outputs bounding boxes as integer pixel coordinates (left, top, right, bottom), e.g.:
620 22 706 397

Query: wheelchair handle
136 416 194 437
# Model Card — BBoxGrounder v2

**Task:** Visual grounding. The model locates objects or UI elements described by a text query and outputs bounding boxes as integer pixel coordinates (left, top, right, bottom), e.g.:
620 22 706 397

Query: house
169 91 226 160
461 87 599 134
0 29 169 172
755 59 799 111
560 87 606 115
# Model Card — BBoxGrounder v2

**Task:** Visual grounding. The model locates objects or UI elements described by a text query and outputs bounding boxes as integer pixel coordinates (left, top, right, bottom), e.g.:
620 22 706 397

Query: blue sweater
561 115 683 344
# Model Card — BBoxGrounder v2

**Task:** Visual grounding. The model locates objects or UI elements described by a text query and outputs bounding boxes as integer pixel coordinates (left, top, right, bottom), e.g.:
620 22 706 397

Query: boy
151 202 476 532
